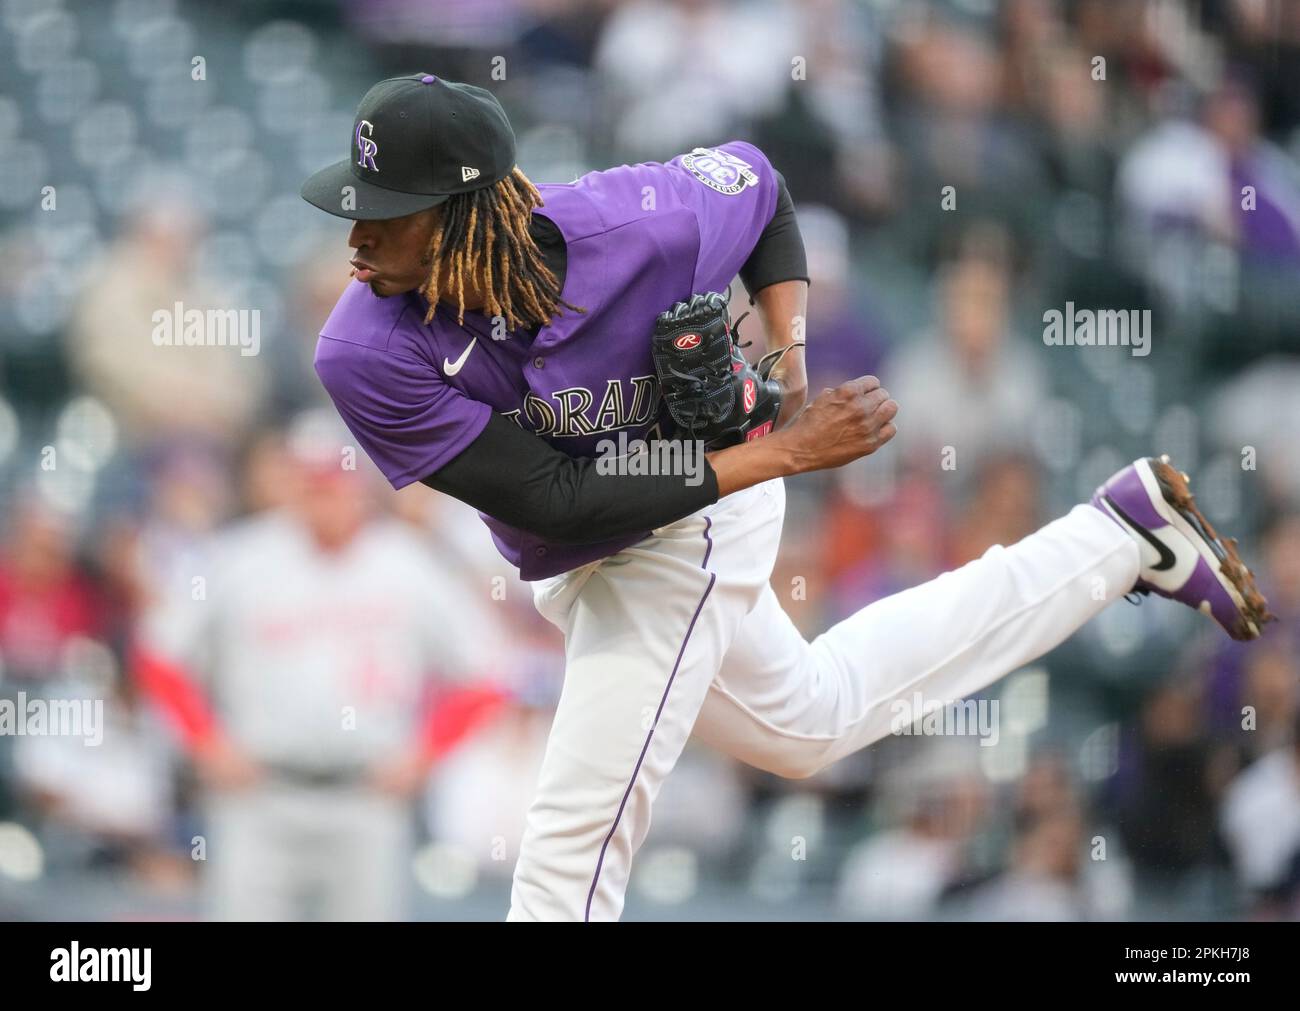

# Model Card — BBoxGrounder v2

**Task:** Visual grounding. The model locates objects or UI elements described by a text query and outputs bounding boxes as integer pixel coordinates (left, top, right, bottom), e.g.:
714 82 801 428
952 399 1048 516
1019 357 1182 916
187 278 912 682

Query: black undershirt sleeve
421 412 720 544
738 172 810 300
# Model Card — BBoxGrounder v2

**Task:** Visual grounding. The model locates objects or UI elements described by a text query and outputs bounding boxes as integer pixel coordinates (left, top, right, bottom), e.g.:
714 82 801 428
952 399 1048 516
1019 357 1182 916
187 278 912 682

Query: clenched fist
775 376 898 473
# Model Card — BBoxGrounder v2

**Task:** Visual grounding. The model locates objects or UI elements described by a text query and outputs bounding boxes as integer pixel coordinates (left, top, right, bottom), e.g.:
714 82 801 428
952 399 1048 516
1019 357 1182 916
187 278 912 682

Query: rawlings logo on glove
651 291 792 450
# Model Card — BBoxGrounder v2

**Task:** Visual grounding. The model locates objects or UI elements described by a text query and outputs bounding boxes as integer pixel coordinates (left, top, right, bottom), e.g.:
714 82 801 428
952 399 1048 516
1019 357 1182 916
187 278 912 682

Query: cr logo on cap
355 120 379 172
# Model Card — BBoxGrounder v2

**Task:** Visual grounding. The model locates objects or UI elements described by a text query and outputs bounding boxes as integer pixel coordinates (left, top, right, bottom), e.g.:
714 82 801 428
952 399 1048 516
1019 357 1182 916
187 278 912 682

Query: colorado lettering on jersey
502 375 660 438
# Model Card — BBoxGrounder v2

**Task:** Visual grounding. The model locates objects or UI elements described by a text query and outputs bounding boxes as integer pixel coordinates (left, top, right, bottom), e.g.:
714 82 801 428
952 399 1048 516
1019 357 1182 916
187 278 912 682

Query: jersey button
533 356 545 369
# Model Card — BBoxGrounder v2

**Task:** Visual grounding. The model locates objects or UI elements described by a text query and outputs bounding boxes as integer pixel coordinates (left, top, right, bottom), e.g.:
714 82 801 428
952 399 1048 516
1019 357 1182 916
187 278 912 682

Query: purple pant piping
584 516 715 921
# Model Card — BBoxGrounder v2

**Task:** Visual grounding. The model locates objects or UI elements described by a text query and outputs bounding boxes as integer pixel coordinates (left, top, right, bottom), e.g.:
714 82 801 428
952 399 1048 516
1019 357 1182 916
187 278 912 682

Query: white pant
509 478 1139 921
206 783 411 921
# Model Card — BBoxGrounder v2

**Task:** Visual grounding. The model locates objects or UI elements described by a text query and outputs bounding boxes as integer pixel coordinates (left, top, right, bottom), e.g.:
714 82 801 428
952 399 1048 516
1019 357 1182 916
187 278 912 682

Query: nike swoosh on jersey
443 337 478 376
1104 494 1177 571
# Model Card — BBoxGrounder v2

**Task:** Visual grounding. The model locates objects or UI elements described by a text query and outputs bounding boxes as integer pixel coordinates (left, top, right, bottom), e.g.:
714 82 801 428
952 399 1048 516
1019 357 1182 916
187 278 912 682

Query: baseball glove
650 291 804 449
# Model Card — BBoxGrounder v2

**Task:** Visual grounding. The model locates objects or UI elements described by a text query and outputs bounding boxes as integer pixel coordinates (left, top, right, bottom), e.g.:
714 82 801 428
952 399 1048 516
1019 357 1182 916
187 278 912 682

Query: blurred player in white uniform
138 413 496 921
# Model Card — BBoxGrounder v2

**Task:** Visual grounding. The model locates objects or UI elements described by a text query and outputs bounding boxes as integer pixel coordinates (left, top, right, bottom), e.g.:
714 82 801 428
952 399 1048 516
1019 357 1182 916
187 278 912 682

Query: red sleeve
131 642 221 750
419 683 511 762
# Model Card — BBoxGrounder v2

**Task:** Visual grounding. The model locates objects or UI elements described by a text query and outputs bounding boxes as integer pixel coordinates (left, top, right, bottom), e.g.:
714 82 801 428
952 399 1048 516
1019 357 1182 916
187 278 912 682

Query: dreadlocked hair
420 167 583 332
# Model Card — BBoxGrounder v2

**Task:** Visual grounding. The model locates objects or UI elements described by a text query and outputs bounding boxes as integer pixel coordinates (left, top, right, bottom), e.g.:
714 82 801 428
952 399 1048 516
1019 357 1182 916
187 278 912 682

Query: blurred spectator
950 453 1044 567
836 743 989 919
1207 75 1300 264
1117 71 1300 338
750 0 891 220
13 668 177 884
887 247 1049 473
959 807 1094 921
238 431 296 515
1109 678 1235 907
135 412 505 920
1210 360 1300 504
133 445 233 607
1014 749 1079 826
275 246 354 412
1217 0 1300 136
1233 647 1298 763
886 9 1050 254
424 700 552 881
1032 42 1117 200
0 499 103 686
821 468 946 621
1258 511 1300 627
1205 511 1300 751
1220 713 1300 917
593 0 797 159
66 202 265 454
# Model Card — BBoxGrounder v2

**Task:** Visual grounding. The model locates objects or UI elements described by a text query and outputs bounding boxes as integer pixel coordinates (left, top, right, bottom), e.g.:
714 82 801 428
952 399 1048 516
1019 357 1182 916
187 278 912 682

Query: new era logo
462 166 480 182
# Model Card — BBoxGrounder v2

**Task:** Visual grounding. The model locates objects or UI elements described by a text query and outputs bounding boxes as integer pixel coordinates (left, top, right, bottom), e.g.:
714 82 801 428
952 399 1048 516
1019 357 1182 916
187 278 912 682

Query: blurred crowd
0 0 1298 920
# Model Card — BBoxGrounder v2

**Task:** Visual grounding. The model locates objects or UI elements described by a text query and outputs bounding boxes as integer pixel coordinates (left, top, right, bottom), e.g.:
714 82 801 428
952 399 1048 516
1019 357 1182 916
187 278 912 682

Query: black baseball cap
301 73 516 220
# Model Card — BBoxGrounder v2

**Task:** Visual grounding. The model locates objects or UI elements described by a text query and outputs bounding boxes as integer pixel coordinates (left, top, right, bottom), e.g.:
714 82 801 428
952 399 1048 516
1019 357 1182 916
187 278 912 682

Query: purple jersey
315 141 779 579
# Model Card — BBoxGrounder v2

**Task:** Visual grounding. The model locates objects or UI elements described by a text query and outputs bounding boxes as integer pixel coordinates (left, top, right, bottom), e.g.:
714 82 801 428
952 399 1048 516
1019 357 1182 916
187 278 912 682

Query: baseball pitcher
301 74 1272 921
